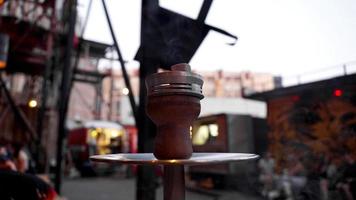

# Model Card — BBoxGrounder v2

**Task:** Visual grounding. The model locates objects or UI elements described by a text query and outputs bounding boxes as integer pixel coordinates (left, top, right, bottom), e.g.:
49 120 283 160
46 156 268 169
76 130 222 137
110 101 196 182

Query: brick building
67 67 280 124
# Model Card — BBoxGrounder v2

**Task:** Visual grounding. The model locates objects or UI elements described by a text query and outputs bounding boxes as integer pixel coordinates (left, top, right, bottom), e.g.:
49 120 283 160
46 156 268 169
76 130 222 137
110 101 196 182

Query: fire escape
0 0 109 185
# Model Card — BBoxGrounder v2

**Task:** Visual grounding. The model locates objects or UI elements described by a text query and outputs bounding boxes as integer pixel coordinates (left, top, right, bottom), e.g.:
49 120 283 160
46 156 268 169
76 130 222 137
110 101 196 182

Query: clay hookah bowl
146 63 204 160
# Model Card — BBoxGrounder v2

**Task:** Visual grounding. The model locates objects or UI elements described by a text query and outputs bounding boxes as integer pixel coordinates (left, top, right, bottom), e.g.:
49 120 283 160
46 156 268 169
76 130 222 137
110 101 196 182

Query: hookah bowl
91 64 257 200
146 63 204 160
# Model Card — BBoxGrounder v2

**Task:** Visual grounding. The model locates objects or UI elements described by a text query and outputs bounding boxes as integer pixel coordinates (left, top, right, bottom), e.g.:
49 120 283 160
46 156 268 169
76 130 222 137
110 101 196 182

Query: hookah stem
164 165 185 200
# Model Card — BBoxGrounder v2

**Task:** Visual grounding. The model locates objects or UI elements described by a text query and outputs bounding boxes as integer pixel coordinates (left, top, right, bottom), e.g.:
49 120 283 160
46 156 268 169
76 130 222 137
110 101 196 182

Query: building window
192 123 219 145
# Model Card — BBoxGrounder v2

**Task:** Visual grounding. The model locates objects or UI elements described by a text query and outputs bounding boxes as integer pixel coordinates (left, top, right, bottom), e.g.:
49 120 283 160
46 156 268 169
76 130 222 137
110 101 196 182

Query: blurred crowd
258 152 356 200
0 142 59 200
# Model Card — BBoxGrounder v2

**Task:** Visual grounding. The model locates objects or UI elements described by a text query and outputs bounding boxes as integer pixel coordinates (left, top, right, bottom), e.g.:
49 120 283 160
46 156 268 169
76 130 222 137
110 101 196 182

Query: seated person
0 169 57 200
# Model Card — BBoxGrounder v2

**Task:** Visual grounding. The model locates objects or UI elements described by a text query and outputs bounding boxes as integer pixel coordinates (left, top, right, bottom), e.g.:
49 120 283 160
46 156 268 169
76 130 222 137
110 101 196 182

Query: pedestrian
337 153 356 200
0 144 16 171
258 152 276 197
12 143 29 173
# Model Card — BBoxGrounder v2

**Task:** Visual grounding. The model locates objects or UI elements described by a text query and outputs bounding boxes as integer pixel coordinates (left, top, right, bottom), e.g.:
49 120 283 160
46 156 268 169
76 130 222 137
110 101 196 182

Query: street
62 177 263 200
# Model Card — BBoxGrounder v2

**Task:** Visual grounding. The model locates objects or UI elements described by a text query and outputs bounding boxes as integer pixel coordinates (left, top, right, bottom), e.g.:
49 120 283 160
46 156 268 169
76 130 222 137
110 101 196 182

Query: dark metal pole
197 0 213 23
101 0 138 124
35 58 51 172
136 59 157 200
164 165 185 200
69 0 92 91
343 64 347 75
197 0 237 45
108 51 115 120
0 106 9 126
94 82 102 119
136 1 159 200
0 77 37 139
34 0 57 174
54 0 77 193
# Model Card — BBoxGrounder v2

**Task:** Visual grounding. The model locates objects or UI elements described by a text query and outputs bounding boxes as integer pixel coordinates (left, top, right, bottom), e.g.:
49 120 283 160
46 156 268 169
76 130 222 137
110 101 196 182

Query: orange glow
0 61 6 69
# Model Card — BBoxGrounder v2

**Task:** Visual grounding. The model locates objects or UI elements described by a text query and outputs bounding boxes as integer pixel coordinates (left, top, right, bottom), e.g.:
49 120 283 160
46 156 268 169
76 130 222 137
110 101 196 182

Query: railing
246 60 356 95
0 0 58 30
282 60 356 87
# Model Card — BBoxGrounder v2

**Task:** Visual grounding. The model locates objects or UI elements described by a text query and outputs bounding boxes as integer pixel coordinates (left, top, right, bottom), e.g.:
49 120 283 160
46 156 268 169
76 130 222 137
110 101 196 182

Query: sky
78 0 356 84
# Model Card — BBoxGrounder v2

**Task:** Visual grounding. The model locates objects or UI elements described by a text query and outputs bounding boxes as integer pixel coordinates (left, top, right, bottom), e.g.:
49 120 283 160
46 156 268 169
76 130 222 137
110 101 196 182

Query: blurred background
0 0 356 200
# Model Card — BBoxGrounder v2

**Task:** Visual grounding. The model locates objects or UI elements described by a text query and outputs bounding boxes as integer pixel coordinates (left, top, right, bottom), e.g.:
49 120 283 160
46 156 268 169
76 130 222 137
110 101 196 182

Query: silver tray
90 153 259 165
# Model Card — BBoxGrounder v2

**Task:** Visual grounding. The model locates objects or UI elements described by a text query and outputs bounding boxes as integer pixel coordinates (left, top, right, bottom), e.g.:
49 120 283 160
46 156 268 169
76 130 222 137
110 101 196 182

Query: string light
28 99 37 108
122 88 129 95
